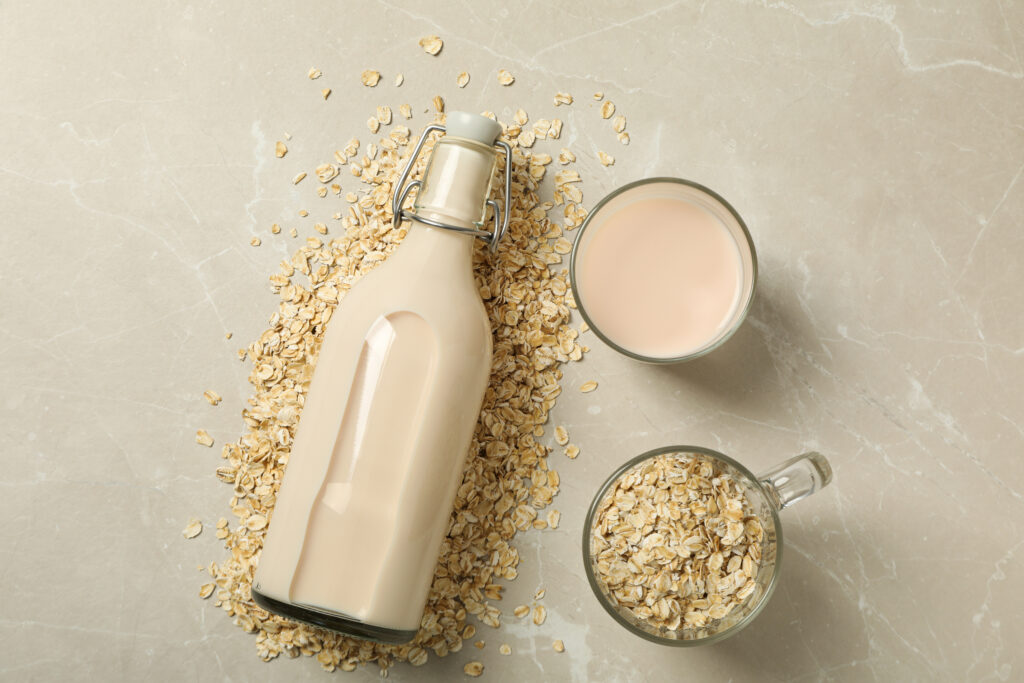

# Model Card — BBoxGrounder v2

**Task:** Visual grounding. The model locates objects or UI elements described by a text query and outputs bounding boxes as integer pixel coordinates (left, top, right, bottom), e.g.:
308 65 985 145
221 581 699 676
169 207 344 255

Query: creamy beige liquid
254 132 496 636
574 184 754 359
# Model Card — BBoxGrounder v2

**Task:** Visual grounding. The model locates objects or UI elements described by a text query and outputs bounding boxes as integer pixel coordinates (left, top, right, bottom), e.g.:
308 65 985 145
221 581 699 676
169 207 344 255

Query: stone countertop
2 1 1022 681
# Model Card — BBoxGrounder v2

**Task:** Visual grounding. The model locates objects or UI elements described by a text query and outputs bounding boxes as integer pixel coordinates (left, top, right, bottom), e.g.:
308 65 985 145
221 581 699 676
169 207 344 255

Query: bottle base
251 588 419 645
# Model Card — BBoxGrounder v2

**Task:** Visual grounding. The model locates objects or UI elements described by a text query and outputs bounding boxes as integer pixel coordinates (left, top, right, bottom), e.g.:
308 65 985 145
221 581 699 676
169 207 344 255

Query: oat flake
183 518 203 539
419 35 443 55
361 70 381 87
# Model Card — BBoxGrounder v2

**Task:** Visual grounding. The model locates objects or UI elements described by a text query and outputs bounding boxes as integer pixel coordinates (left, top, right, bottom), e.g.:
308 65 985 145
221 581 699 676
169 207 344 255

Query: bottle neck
415 137 496 230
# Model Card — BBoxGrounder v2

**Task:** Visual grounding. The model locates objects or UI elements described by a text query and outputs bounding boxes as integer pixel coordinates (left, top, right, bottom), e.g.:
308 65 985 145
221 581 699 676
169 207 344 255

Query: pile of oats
589 453 764 631
201 105 596 673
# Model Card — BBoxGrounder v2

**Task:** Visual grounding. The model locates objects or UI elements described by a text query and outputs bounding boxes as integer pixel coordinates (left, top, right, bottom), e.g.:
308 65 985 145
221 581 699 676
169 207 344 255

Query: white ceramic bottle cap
445 111 502 145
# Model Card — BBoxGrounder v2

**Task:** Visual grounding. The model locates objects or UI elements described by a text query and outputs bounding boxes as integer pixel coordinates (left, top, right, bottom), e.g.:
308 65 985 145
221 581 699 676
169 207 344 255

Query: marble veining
1 0 1022 681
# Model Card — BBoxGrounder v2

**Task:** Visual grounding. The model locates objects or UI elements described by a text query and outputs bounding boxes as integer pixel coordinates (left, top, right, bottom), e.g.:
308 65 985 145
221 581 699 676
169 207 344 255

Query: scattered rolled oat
274 141 287 158
203 390 222 406
464 662 484 677
394 73 404 86
579 380 598 393
598 151 615 167
199 583 216 599
377 105 393 125
419 35 443 55
245 515 268 531
409 648 428 666
433 95 445 113
593 92 604 100
564 444 579 459
553 92 573 106
368 117 380 133
534 588 546 600
195 429 214 447
499 644 511 655
307 67 321 80
361 70 381 87
600 101 615 119
552 639 565 653
473 640 484 649
399 103 412 119
202 109 596 673
182 518 203 539
314 223 328 235
513 605 530 619
589 452 764 632
270 223 281 234
532 605 547 626
618 132 630 145
554 425 569 446
497 69 515 86
612 115 626 133
558 148 575 165
225 332 233 339
550 119 563 139
288 227 297 238
321 88 331 100
547 509 561 528
463 624 476 639
315 163 338 183
297 209 308 217
292 172 307 184
457 72 470 88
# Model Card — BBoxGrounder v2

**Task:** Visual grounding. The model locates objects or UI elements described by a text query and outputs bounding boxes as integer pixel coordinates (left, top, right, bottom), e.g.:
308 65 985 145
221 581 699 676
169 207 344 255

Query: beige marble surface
2 0 1022 681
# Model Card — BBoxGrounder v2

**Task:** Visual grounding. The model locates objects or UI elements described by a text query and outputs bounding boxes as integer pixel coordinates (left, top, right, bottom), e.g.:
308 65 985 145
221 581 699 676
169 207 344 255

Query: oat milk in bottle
253 112 508 643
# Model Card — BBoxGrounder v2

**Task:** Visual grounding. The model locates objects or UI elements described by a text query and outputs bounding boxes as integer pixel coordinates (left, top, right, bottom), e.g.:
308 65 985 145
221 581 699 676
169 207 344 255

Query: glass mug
582 446 833 646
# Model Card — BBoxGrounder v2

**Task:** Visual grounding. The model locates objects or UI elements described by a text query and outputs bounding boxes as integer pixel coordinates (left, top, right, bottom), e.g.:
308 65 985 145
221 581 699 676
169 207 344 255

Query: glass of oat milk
583 446 832 645
569 178 757 363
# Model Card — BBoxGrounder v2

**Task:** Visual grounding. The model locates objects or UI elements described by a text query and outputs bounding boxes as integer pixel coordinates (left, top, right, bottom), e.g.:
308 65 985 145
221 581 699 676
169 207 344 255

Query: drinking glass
569 178 757 363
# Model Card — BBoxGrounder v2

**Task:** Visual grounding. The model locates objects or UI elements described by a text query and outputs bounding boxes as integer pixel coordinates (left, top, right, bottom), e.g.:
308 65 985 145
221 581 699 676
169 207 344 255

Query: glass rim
581 445 784 647
568 177 759 364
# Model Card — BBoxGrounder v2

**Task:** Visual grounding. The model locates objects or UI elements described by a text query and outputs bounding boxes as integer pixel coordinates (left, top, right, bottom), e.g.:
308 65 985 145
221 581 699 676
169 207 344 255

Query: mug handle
757 452 833 510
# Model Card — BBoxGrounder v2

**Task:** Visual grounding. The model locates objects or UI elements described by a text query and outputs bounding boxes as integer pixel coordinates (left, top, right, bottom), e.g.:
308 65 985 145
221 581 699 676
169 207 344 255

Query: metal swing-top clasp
391 120 513 253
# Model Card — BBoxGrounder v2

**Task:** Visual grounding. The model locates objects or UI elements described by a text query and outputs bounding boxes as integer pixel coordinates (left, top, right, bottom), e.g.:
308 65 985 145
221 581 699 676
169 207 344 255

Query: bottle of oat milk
253 112 510 643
